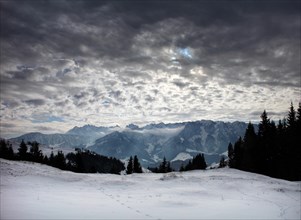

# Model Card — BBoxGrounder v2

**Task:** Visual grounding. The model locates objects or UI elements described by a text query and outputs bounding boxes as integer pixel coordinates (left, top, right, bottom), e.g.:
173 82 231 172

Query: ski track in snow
0 159 300 219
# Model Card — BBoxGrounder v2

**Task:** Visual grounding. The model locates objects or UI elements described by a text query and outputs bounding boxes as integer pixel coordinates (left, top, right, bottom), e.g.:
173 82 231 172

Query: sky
0 0 300 138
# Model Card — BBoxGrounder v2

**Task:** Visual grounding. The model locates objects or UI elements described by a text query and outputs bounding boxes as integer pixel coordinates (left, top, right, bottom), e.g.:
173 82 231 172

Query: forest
0 140 125 174
228 102 301 181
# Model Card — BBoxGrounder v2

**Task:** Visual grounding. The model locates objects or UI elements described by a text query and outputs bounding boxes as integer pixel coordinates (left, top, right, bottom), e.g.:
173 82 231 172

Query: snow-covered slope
1 159 300 219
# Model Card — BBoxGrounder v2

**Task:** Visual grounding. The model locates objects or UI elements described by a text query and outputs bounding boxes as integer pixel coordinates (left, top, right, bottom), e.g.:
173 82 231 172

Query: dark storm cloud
145 95 155 102
0 123 16 128
1 99 20 108
24 99 46 106
2 0 299 88
5 66 51 81
1 1 129 64
73 92 89 100
172 80 190 89
109 90 122 99
33 125 60 131
250 110 288 119
130 95 139 104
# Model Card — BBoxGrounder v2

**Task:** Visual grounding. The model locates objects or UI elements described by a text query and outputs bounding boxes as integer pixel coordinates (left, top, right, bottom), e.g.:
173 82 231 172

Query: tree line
148 157 173 173
147 154 207 173
126 155 143 174
180 154 207 171
228 102 301 181
0 140 125 174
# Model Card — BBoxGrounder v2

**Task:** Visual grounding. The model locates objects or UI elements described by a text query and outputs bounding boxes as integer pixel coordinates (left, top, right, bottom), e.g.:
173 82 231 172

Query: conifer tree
296 102 301 125
18 139 28 160
287 102 296 129
166 161 172 172
179 163 185 172
133 155 142 173
228 142 234 168
185 160 193 171
53 151 66 169
233 137 243 169
29 141 43 162
43 155 49 164
126 156 133 174
193 153 206 170
159 157 167 173
7 144 14 159
257 110 273 174
277 119 284 132
183 154 207 171
0 139 14 159
242 122 257 171
49 151 55 165
219 156 226 168
201 154 207 169
244 122 256 142
0 139 8 157
258 110 270 138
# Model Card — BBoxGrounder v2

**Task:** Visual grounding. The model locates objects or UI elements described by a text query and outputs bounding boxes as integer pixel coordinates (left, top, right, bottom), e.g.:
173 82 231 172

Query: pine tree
242 122 257 171
200 154 207 169
185 160 193 171
29 141 43 162
53 151 66 169
18 139 28 160
277 119 284 132
258 110 270 138
7 145 14 159
257 110 272 174
193 153 206 170
166 161 172 172
159 157 167 173
228 143 235 168
126 156 133 174
133 155 142 173
233 137 243 169
43 155 49 164
219 156 226 168
183 154 207 171
179 163 185 172
0 139 8 158
286 102 301 180
287 102 296 129
49 151 55 165
0 139 14 159
244 122 256 142
296 102 301 125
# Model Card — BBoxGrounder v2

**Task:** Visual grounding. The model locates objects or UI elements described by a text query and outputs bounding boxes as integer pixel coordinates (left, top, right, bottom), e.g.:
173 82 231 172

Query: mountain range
10 120 252 168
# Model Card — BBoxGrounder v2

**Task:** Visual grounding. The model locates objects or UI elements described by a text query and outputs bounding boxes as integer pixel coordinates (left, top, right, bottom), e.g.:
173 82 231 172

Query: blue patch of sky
31 114 64 123
178 48 192 58
101 99 111 106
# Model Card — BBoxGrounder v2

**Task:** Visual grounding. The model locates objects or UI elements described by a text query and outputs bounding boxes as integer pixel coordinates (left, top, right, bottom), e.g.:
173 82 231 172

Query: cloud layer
1 0 300 137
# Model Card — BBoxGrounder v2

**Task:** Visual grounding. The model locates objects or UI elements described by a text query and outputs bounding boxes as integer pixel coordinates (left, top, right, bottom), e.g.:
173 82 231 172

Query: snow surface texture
1 159 300 219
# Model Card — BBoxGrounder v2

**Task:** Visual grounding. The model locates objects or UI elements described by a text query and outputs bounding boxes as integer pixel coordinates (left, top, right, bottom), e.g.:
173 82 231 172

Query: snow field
1 159 300 219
